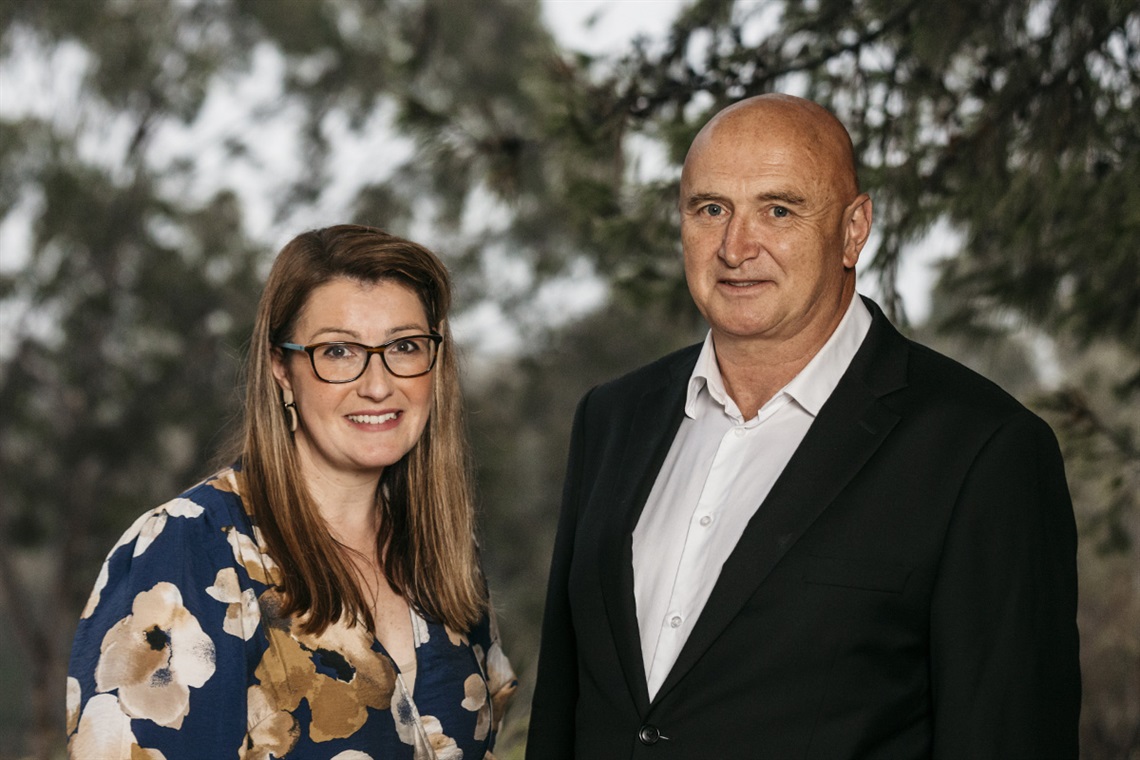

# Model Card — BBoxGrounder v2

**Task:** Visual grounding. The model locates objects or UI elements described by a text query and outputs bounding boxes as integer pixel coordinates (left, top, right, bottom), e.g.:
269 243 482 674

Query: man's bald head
684 94 860 200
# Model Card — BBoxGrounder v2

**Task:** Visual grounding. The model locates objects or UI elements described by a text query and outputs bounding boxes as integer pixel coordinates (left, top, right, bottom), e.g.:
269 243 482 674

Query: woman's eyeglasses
277 333 442 382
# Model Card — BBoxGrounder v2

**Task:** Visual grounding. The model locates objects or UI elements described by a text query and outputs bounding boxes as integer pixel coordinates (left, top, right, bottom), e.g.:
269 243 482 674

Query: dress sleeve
66 489 263 759
485 608 518 739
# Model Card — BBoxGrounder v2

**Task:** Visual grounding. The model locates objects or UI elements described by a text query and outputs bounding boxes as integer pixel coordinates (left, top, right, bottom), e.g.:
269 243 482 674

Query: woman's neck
295 451 383 554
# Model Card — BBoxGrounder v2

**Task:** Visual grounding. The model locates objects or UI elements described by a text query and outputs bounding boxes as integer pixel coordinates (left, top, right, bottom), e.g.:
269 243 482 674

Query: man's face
679 107 870 353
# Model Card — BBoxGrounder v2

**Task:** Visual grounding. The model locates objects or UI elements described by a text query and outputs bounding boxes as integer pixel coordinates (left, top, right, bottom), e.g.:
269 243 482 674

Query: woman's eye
391 339 423 354
322 344 358 360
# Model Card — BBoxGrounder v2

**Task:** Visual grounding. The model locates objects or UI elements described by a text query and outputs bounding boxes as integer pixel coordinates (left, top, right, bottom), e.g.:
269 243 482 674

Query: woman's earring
282 391 298 433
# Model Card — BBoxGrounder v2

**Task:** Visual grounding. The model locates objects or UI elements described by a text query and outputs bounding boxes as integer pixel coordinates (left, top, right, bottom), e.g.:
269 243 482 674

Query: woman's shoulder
68 467 273 755
110 468 252 553
78 466 277 620
179 466 252 521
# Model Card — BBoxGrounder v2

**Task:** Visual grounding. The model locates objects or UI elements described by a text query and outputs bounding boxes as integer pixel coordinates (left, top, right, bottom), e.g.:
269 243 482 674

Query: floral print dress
67 468 517 759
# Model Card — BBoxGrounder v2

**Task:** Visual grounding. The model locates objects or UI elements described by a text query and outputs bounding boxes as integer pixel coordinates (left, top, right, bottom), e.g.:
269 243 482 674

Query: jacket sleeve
525 389 594 759
67 494 258 759
929 411 1080 759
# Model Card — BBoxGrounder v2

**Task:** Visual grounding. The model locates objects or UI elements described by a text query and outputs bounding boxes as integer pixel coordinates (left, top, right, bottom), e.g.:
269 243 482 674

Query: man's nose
719 213 761 267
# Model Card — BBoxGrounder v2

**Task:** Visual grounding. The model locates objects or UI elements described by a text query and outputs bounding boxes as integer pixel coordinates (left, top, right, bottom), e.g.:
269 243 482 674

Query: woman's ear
271 347 293 395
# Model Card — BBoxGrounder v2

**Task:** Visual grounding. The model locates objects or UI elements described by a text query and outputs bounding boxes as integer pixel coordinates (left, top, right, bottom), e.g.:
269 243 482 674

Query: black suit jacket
526 300 1080 759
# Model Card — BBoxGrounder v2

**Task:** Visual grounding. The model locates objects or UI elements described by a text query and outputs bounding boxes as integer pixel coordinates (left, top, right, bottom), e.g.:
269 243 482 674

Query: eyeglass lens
313 338 436 381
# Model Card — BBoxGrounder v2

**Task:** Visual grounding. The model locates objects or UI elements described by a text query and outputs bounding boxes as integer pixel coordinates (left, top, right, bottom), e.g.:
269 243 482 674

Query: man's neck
713 291 854 419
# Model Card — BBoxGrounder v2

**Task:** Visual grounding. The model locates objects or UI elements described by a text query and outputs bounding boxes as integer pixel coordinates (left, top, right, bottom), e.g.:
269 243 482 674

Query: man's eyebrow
682 190 808 208
758 191 807 205
682 192 728 209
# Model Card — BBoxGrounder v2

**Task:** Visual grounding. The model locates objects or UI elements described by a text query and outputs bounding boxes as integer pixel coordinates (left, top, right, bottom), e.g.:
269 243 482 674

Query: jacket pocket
802 554 912 593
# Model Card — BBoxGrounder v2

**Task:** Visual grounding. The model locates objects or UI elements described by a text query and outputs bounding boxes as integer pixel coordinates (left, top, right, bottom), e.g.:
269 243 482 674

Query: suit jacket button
638 725 660 745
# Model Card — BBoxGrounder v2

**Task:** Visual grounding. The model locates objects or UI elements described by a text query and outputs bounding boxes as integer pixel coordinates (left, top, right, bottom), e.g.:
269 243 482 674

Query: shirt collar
685 295 872 421
685 332 730 419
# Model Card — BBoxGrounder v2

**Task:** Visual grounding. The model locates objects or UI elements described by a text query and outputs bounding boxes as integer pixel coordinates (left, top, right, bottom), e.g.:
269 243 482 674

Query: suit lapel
652 305 910 703
597 348 695 715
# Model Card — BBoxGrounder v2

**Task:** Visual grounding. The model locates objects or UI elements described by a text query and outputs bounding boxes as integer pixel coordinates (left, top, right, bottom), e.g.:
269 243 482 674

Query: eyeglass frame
277 332 443 383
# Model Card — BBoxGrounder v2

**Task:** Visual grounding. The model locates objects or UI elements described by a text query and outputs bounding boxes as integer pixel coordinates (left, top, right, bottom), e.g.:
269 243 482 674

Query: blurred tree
616 0 1139 335
0 158 259 755
1 0 1138 757
0 113 264 755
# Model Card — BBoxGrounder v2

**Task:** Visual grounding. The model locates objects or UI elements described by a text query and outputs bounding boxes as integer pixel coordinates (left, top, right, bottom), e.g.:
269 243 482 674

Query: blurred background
1 0 1137 757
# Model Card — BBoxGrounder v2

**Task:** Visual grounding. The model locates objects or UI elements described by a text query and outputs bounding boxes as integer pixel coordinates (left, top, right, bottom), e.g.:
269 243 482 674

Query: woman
66 225 516 759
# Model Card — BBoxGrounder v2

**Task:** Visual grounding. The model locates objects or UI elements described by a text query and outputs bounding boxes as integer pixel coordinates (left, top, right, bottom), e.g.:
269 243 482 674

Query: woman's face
272 277 436 486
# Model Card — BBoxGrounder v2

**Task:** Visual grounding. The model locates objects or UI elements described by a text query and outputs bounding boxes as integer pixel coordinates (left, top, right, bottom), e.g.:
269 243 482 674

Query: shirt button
638 724 661 745
734 427 746 438
669 615 682 628
699 515 712 527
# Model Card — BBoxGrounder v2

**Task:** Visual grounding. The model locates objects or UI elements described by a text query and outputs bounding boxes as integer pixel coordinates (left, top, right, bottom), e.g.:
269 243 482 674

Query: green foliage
1 0 1138 757
0 55 263 750
619 0 1140 332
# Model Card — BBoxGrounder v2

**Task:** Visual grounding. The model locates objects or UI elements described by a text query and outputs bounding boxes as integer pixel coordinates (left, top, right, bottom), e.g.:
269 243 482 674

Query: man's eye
703 204 725 217
772 206 790 218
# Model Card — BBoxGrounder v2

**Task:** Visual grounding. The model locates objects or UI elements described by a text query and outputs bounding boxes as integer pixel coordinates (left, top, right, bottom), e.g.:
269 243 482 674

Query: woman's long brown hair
240 224 485 634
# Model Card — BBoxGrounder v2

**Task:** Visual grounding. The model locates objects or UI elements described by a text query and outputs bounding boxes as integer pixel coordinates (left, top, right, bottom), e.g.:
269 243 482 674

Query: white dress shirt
631 296 872 699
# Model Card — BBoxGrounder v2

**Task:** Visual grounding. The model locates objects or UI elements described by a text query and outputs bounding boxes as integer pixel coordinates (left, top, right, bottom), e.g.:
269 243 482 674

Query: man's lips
719 278 771 287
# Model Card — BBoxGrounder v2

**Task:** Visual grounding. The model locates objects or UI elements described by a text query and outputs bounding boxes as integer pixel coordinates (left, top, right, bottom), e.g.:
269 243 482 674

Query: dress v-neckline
391 606 426 696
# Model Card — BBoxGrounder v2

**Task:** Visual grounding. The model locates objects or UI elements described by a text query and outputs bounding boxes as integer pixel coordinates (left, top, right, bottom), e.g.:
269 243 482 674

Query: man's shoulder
896 333 1038 426
857 300 1023 415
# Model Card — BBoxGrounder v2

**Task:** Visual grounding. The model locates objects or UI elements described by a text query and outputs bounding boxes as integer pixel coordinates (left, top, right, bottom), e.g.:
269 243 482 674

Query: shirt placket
648 422 752 687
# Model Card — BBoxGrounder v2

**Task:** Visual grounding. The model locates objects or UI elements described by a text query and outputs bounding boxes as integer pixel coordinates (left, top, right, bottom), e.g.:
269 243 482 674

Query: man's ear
842 193 873 269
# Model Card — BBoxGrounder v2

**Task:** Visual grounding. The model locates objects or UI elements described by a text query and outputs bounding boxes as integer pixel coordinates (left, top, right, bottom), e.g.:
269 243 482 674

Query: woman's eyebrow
308 323 427 341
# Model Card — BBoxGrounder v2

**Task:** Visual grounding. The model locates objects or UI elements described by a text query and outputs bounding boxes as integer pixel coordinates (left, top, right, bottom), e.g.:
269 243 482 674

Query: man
526 94 1080 759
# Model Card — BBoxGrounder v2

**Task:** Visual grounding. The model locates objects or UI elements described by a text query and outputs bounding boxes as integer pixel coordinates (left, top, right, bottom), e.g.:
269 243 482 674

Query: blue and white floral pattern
68 469 516 759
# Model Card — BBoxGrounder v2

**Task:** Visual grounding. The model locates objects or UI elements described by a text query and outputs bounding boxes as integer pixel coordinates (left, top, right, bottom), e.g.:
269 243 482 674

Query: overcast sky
542 0 686 54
